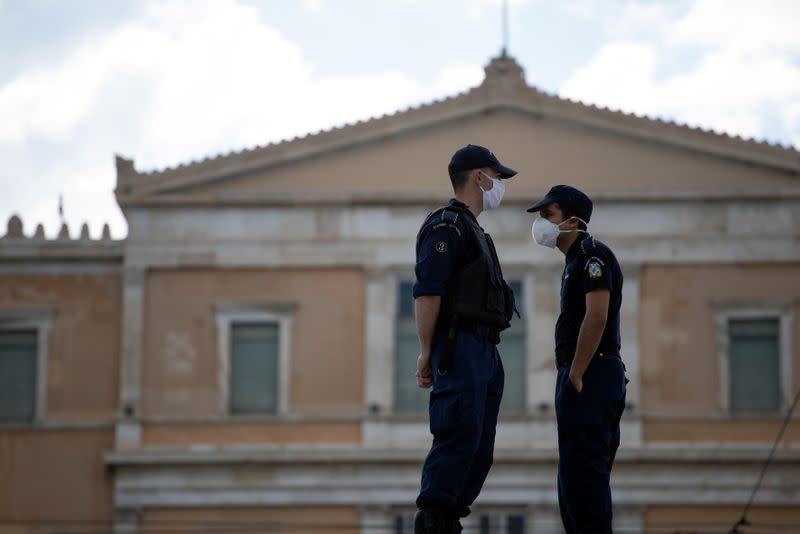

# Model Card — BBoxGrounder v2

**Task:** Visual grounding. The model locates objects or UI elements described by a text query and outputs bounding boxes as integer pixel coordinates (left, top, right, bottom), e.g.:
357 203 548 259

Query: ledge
104 444 800 467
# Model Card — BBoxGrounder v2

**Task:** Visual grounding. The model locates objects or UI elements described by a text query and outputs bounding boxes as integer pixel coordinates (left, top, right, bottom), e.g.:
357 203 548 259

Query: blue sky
2 0 798 238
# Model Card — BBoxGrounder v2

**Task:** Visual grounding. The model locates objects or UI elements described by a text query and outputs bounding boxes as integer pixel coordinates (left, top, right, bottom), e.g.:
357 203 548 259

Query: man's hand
569 371 583 394
416 352 433 389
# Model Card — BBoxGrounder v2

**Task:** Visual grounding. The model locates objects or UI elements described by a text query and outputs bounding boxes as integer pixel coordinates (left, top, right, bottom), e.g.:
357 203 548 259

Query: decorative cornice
115 53 799 206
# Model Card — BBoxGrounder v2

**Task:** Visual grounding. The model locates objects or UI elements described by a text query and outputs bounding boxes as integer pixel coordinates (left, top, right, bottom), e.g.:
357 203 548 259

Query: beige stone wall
189 111 799 200
141 506 361 534
640 264 800 441
0 429 114 523
646 505 800 533
0 274 120 526
141 268 365 421
0 274 121 420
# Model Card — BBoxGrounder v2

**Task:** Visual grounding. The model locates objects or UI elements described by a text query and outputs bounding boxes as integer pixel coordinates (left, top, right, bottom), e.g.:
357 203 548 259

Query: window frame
392 278 427 415
0 310 53 425
215 304 293 417
714 299 794 415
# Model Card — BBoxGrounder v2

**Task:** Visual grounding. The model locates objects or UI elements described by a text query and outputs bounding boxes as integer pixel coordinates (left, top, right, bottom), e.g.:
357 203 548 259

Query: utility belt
436 318 500 375
556 343 620 369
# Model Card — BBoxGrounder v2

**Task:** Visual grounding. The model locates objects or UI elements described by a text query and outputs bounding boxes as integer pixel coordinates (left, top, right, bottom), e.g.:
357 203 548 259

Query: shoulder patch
585 256 604 279
435 241 448 253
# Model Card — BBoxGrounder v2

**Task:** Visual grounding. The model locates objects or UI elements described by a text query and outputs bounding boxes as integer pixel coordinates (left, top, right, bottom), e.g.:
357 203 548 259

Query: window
728 319 780 412
500 280 526 413
230 322 279 414
392 280 527 414
394 281 427 414
477 512 528 534
0 311 52 424
216 306 292 416
715 300 793 414
393 510 527 533
0 330 38 422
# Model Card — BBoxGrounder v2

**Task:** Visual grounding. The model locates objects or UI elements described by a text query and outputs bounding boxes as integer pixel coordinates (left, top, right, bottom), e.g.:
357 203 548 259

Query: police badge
587 261 603 279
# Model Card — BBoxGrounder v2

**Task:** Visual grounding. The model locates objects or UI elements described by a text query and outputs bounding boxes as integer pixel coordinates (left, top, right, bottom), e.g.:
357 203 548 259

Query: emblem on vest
435 241 448 253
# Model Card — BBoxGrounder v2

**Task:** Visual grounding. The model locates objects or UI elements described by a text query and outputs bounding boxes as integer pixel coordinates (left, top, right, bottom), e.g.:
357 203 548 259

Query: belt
435 320 501 345
457 319 501 345
556 343 620 369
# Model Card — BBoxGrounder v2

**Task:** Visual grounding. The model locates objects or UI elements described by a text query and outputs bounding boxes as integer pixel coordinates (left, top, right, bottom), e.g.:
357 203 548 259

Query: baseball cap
526 185 593 224
448 144 517 179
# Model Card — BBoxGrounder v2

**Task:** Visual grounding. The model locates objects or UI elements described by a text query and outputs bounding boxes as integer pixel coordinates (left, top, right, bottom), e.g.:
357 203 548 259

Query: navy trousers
555 354 627 534
417 327 504 519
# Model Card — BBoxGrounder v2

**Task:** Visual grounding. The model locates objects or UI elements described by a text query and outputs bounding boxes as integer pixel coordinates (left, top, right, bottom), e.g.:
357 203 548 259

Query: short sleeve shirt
554 233 623 361
412 199 471 299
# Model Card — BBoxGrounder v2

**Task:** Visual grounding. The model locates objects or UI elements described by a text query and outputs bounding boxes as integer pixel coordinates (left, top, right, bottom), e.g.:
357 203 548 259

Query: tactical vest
424 204 515 330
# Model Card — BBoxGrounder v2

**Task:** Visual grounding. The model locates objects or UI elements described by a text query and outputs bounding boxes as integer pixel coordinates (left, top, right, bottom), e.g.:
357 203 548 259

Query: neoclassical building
2 54 799 534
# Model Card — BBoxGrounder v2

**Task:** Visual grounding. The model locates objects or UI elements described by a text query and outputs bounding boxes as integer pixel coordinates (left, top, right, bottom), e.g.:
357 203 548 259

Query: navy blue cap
526 185 593 223
448 144 517 179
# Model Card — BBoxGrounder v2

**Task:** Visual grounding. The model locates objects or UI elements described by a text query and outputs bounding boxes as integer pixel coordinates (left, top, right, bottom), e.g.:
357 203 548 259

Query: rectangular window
729 318 780 412
0 330 38 422
501 280 526 413
477 512 527 534
229 322 280 414
394 281 428 414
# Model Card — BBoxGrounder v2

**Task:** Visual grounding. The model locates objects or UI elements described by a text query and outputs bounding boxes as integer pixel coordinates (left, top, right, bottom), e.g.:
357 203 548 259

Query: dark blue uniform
413 199 505 520
554 233 627 534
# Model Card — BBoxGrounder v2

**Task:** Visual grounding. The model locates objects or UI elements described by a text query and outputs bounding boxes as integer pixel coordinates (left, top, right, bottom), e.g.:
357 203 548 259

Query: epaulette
579 234 598 256
427 207 463 237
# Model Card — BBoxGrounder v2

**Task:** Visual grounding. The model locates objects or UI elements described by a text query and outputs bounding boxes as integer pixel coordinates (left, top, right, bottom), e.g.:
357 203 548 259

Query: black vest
426 204 515 330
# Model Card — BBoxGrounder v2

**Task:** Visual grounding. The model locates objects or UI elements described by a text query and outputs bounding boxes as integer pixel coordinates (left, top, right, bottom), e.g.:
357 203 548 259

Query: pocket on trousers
429 391 459 437
429 390 473 437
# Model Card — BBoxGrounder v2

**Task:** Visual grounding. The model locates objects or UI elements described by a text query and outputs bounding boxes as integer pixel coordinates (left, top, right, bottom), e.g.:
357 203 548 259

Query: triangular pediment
115 54 800 208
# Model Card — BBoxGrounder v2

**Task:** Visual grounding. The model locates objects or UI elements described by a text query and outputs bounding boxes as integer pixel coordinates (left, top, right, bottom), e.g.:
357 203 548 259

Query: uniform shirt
412 199 475 299
555 233 623 365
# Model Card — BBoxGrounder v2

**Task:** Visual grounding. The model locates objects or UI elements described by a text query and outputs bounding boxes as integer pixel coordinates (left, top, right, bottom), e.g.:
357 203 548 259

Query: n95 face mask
480 173 505 211
531 217 585 248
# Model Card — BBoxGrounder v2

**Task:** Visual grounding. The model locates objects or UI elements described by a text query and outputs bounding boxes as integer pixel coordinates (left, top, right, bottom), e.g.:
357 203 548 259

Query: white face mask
531 216 585 248
479 172 505 211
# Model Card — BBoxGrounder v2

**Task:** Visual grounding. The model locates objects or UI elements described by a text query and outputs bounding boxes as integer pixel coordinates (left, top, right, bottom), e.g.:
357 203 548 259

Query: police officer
413 144 518 534
527 185 627 534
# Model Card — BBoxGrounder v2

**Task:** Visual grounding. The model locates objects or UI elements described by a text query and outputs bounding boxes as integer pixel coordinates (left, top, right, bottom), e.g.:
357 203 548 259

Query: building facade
2 54 799 534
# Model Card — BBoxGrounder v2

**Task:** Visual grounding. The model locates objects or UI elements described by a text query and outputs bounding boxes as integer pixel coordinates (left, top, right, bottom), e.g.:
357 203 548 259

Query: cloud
301 0 325 14
668 0 800 53
559 0 800 148
0 0 484 238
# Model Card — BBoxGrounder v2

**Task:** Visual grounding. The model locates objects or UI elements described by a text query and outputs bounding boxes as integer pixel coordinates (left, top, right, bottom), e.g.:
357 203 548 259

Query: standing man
527 185 627 534
413 144 518 534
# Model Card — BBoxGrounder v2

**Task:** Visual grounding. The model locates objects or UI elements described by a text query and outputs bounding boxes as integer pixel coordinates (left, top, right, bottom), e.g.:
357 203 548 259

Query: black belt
458 319 501 344
556 343 620 369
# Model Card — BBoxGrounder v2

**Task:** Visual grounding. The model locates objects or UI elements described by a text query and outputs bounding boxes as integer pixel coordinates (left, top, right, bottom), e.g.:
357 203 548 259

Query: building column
360 505 392 534
528 505 562 534
116 265 145 449
620 264 642 446
113 507 140 534
363 268 396 446
615 504 645 534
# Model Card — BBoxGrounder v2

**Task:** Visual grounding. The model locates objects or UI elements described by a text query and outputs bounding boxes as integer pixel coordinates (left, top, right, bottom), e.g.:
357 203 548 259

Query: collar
447 198 478 223
566 232 590 261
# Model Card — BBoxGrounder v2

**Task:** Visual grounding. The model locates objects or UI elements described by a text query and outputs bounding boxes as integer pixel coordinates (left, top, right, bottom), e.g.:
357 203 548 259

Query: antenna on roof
58 194 64 224
501 0 509 56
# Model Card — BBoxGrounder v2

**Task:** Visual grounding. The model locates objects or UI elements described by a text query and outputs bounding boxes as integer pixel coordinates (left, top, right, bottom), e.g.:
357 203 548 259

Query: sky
1 0 799 239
